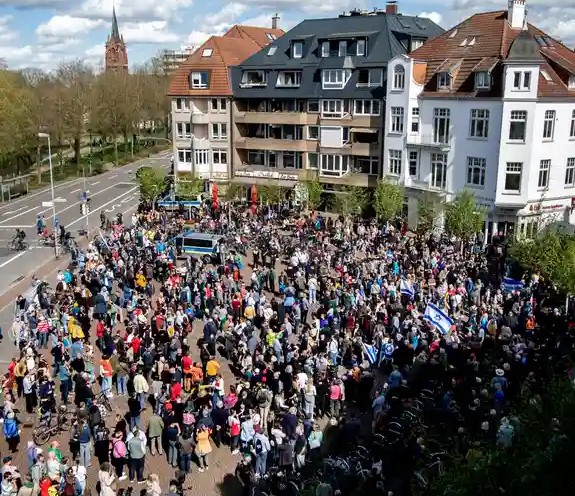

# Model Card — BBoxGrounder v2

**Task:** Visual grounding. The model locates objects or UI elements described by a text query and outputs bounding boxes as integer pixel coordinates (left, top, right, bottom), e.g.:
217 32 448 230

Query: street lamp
38 132 59 259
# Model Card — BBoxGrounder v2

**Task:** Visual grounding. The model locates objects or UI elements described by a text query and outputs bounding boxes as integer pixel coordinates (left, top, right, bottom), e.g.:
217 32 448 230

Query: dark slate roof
231 12 444 99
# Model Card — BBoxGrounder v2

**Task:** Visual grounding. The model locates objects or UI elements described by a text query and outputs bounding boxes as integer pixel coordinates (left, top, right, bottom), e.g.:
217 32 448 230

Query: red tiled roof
411 9 575 98
167 24 285 97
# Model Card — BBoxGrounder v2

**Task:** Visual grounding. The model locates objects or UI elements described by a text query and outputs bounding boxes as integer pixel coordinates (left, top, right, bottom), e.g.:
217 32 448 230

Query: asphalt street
0 150 172 358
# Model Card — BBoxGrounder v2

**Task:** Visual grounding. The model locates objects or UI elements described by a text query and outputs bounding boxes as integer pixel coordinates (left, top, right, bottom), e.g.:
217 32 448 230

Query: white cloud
185 30 217 47
122 21 179 44
205 2 250 25
419 11 442 27
0 0 68 7
36 15 104 41
0 45 33 62
75 0 194 22
38 38 81 53
239 0 358 14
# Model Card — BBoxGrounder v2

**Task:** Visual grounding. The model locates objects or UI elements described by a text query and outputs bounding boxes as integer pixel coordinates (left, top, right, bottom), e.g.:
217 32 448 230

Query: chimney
386 1 398 15
508 0 527 30
272 13 280 30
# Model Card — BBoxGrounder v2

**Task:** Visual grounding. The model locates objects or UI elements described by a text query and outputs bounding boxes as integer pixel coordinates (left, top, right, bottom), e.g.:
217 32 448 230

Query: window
321 100 344 118
210 99 226 112
408 151 418 177
277 71 302 87
470 109 489 138
308 153 318 169
431 153 447 189
411 108 420 133
390 107 405 133
292 41 303 59
357 39 366 56
565 158 575 187
321 41 329 57
393 65 405 90
466 157 486 187
194 150 209 166
322 69 351 89
308 100 319 113
267 46 277 56
338 40 347 57
211 123 227 140
509 110 527 141
504 162 522 192
437 72 451 90
475 71 490 90
201 49 213 57
543 110 555 140
433 108 450 144
355 157 378 175
513 71 531 90
266 33 276 41
175 98 191 111
176 122 191 139
571 110 575 137
190 72 208 89
541 70 551 81
354 99 380 115
241 70 266 87
319 154 349 176
569 76 575 89
178 149 192 163
357 69 382 87
538 159 551 188
388 150 402 175
411 38 424 51
307 126 319 140
213 150 227 165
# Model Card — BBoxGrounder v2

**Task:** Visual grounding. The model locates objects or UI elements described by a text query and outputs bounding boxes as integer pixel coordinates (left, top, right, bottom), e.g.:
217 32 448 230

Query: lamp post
38 132 59 259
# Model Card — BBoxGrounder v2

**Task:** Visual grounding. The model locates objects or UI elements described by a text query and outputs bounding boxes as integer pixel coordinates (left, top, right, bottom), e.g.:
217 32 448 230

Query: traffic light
80 202 91 216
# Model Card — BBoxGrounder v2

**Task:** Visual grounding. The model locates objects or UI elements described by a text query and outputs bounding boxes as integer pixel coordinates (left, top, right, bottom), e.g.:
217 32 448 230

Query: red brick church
105 5 128 72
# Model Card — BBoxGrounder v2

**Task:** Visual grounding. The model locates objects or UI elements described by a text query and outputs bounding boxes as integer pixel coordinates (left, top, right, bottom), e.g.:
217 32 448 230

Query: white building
384 0 575 240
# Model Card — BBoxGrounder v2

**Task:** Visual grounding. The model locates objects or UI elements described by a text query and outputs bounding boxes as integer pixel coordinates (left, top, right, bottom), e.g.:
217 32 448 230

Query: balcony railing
405 134 451 150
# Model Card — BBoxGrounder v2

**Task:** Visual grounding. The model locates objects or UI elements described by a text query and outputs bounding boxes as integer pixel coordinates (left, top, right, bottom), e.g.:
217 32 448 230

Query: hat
2 457 12 463
495 368 505 377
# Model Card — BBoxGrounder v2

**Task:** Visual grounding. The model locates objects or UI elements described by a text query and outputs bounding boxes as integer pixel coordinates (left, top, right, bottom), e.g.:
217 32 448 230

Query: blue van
174 231 223 261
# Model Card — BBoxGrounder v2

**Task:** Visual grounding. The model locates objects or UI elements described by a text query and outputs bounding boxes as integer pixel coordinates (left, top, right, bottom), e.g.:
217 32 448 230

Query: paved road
0 150 172 354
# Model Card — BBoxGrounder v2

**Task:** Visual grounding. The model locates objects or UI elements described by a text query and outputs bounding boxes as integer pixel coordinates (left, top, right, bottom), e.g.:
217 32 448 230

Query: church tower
105 5 128 72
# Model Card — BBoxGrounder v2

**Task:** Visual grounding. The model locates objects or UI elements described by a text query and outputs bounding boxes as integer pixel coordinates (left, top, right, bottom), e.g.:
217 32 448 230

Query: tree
374 177 404 222
138 167 166 209
444 189 487 241
224 181 243 202
416 191 442 237
176 175 204 199
333 186 369 218
259 184 285 205
304 178 323 211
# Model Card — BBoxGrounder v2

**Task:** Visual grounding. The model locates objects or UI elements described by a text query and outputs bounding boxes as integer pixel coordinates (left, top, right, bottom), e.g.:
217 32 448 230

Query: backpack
112 439 127 458
3 419 17 438
255 436 264 455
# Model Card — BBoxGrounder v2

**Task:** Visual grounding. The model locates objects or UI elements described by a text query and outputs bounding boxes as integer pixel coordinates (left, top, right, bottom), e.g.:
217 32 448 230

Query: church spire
111 3 120 40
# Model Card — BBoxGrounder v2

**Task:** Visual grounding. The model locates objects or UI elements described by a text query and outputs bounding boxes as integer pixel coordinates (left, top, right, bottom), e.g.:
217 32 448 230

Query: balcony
235 137 308 152
405 134 451 151
189 112 210 124
234 111 318 125
351 142 379 156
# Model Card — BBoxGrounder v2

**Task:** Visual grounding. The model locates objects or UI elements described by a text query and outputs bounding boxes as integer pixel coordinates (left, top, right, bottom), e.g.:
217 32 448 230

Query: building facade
105 6 128 72
229 3 443 188
167 23 284 182
385 0 575 238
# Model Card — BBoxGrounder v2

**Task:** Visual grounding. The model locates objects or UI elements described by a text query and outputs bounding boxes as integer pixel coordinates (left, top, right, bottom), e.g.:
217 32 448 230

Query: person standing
253 426 271 477
3 411 20 453
127 426 147 484
98 462 116 496
76 420 92 468
146 412 164 456
195 425 212 473
110 431 127 481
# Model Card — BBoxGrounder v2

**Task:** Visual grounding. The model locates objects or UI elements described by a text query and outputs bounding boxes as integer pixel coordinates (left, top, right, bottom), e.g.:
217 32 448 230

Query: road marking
109 175 118 179
91 181 100 186
68 186 139 227
0 251 26 269
2 206 28 216
0 178 83 213
104 195 134 213
125 170 133 174
0 225 34 229
70 188 81 194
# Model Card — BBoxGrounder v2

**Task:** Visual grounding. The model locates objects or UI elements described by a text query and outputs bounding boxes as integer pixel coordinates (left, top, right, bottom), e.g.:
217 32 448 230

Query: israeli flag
400 279 415 300
382 342 395 359
363 342 378 365
501 277 524 293
423 303 454 335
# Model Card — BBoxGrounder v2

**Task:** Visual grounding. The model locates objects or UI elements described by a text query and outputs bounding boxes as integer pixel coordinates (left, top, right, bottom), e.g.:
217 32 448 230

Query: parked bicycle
33 405 72 445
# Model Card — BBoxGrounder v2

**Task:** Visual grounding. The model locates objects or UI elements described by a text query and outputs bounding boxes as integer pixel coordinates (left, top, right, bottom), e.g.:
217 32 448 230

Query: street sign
42 201 53 207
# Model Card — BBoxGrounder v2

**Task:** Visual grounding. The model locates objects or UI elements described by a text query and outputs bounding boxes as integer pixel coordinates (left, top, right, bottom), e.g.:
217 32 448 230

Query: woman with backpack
110 431 127 481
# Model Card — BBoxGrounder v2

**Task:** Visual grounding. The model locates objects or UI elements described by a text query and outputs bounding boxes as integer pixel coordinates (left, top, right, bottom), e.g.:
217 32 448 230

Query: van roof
178 230 223 241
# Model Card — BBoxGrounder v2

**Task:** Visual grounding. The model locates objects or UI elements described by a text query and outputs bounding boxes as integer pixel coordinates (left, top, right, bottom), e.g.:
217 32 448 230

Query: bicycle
37 234 54 247
33 406 72 445
94 391 113 415
7 237 28 251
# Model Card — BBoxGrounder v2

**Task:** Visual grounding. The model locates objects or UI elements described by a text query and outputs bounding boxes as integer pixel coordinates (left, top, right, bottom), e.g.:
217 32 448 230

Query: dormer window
357 39 366 56
339 41 347 57
321 41 329 57
475 71 490 90
190 71 208 89
241 70 267 88
202 49 213 57
277 71 302 88
410 38 424 51
292 41 303 59
266 33 276 41
569 75 575 89
437 72 451 90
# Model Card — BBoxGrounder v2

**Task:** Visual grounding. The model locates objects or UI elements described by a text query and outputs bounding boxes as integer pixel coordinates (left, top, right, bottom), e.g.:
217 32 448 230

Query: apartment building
385 0 575 238
167 23 284 181
229 3 443 188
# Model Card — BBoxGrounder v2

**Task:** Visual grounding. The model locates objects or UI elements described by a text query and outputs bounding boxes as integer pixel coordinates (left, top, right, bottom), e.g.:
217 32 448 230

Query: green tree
260 184 284 205
333 186 368 218
224 181 243 201
176 175 204 200
304 178 323 211
444 189 487 241
416 191 441 237
138 167 166 209
374 177 404 222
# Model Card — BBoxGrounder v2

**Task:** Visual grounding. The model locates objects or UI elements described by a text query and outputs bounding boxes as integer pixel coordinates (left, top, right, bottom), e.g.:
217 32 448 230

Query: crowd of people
0 197 571 496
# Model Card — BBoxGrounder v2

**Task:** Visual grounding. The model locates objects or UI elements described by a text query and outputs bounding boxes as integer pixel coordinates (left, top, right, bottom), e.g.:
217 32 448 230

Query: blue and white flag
423 303 454 335
382 342 395 359
363 342 378 365
400 279 415 300
501 277 524 293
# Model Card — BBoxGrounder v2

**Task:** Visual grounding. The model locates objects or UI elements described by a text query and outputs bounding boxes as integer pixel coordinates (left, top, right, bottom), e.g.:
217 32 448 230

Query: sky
0 0 575 72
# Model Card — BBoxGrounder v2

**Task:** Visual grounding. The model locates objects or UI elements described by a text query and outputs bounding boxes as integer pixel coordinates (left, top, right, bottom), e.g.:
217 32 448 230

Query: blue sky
0 0 574 71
